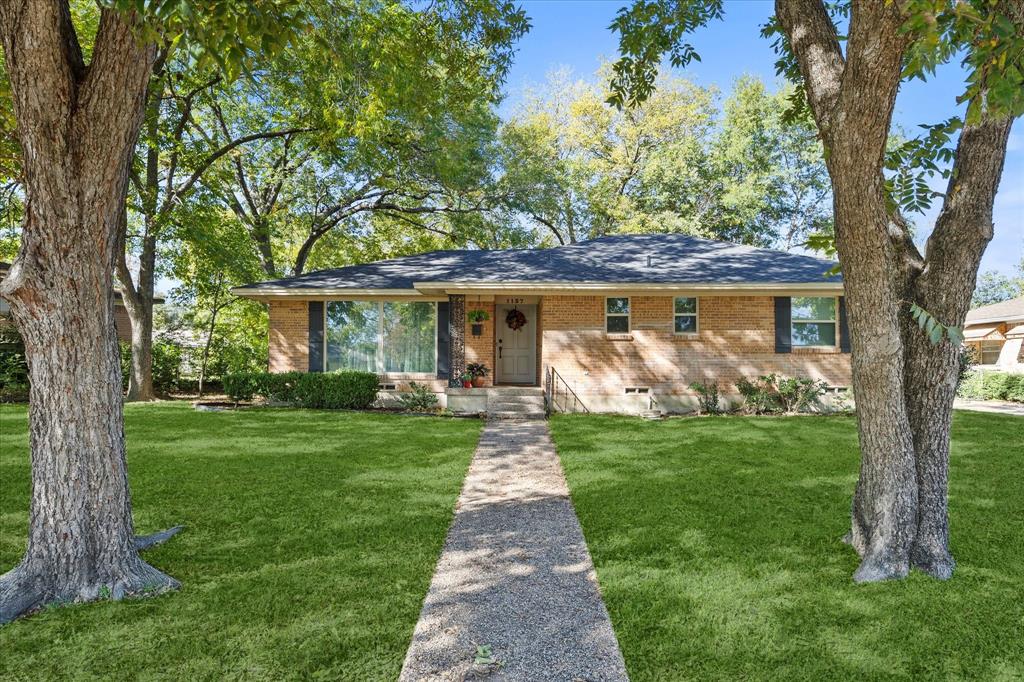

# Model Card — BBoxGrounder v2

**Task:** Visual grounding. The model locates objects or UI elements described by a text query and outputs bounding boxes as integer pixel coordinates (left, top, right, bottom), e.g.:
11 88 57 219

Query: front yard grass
551 411 1024 681
0 402 480 681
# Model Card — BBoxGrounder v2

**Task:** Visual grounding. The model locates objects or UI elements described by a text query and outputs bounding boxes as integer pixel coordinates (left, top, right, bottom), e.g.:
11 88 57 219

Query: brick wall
541 294 852 413
268 300 309 372
263 293 853 413
113 304 133 343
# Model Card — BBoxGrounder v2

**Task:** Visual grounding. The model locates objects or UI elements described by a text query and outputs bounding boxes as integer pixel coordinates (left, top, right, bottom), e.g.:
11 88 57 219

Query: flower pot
472 376 485 388
462 380 473 388
471 323 483 336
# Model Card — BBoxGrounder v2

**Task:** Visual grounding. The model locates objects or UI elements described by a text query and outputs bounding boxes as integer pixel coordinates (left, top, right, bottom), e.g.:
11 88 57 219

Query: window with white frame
979 340 1002 365
791 296 837 347
606 297 630 333
674 297 698 334
326 300 436 374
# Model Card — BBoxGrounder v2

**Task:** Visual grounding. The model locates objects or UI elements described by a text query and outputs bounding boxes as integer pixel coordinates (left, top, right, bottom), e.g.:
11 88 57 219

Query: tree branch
774 0 845 138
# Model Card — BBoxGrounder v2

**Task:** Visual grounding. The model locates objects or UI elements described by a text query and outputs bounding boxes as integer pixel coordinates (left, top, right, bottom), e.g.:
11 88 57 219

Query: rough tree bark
0 3 176 622
776 0 1018 581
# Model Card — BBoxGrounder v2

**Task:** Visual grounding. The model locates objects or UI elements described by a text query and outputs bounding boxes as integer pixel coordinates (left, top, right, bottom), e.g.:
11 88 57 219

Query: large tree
0 0 306 624
611 0 1022 581
0 0 526 623
195 0 527 279
117 58 302 401
499 67 831 247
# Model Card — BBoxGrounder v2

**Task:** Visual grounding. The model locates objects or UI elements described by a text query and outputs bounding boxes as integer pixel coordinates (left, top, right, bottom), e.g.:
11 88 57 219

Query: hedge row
957 371 1024 403
223 371 380 409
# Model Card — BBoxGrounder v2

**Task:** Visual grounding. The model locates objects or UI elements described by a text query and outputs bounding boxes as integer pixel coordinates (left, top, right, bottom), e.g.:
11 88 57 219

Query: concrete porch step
487 410 546 420
487 395 546 408
487 386 545 396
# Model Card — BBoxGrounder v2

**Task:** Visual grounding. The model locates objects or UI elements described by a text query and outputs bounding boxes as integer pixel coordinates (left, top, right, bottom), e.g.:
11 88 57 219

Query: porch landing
446 386 546 420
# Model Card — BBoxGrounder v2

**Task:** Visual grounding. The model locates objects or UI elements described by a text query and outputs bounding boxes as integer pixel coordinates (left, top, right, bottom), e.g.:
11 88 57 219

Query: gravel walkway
400 420 628 681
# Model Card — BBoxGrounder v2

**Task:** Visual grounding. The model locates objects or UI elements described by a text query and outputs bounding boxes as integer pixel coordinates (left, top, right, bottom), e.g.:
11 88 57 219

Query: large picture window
791 296 837 347
326 300 436 374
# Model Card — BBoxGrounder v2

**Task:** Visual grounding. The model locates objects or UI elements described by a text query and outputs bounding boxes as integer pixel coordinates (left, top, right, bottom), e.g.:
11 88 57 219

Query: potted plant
467 309 490 336
460 371 474 389
467 363 489 388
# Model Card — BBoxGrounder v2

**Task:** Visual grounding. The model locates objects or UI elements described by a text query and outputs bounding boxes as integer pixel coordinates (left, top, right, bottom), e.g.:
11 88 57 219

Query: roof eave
230 286 423 300
413 280 845 295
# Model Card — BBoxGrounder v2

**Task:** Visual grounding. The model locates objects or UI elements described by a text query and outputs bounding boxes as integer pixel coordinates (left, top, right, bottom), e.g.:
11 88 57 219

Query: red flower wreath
506 309 527 330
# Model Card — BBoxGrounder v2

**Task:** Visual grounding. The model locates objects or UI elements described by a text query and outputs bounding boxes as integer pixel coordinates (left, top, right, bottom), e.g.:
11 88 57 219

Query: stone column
449 294 466 386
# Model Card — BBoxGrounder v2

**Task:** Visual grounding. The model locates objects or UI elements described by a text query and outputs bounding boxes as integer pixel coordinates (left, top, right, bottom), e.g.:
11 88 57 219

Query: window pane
980 341 1002 364
607 315 629 333
674 315 697 333
326 301 379 372
674 297 697 315
383 302 436 373
606 297 630 315
792 296 835 321
792 322 836 347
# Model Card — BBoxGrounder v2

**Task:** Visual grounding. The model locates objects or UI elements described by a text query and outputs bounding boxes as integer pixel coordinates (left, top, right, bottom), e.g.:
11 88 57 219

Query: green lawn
0 403 480 681
551 411 1024 681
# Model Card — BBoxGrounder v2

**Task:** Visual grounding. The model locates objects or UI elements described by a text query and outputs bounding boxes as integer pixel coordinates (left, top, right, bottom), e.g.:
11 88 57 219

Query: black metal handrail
545 366 590 415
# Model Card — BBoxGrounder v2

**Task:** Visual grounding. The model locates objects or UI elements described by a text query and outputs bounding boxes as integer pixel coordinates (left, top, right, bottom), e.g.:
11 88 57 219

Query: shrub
293 371 380 409
263 371 304 403
688 380 722 415
736 374 828 414
223 372 264 402
0 348 29 387
398 382 439 412
957 371 1024 403
736 375 782 414
777 376 829 413
0 382 29 403
223 370 381 409
956 370 985 400
119 340 185 393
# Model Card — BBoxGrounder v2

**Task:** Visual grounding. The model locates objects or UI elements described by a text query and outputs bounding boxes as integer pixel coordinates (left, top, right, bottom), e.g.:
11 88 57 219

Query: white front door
495 304 537 385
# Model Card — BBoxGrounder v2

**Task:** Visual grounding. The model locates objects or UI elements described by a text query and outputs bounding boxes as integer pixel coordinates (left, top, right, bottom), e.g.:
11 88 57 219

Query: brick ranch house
963 295 1024 372
232 233 853 414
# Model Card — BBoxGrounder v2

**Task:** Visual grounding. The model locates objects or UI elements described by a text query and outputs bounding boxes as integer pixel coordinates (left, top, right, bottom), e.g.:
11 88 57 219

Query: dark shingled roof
237 233 842 291
965 295 1024 324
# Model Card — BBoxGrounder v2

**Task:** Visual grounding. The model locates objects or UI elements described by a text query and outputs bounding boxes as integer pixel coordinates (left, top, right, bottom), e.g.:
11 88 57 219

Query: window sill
673 332 700 338
605 333 634 341
792 346 842 354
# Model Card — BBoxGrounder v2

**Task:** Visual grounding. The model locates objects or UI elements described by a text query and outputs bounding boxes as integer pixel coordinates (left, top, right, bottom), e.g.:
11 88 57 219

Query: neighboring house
0 261 163 344
232 233 852 413
964 296 1024 372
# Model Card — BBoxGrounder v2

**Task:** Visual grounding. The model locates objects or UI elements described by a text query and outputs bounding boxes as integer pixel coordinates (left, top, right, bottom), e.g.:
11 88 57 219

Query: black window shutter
436 302 450 379
839 296 851 353
308 301 324 372
774 297 792 354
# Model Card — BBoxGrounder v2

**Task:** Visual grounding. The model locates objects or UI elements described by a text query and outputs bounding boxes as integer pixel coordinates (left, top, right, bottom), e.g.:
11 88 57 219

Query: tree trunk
776 0 1019 582
0 4 176 622
198 287 225 398
900 115 1013 578
118 227 157 402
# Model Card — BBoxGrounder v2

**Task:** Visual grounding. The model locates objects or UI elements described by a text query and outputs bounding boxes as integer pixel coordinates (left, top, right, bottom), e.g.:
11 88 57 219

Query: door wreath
505 308 527 330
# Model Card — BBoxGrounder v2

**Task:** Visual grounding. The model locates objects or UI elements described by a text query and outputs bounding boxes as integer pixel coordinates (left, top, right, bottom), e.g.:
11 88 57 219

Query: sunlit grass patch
552 412 1024 681
0 402 480 681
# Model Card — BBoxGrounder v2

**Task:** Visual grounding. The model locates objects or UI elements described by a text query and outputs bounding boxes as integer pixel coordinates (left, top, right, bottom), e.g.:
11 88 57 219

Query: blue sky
502 0 1023 276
